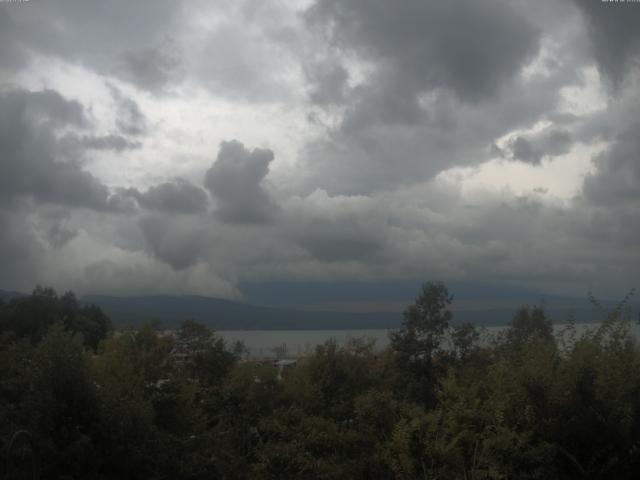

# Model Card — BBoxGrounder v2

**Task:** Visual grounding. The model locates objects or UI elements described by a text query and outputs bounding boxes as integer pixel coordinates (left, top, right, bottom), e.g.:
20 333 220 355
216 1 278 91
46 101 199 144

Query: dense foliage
1 283 640 479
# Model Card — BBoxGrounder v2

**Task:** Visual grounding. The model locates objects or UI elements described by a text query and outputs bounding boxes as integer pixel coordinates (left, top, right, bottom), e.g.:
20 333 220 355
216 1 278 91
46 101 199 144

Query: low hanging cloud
137 214 210 270
204 140 278 223
283 190 388 262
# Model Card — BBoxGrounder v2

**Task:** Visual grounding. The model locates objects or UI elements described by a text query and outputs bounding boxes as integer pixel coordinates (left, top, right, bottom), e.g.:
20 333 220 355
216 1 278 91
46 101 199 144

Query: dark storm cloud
572 0 640 86
298 65 575 195
306 0 540 104
509 129 573 164
204 140 277 223
293 0 588 195
126 179 209 214
0 88 132 212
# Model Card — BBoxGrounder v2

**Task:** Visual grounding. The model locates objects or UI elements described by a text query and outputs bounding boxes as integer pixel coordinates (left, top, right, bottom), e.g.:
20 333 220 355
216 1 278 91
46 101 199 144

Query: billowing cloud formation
205 140 277 223
0 88 132 212
293 0 573 195
307 0 539 103
0 0 638 303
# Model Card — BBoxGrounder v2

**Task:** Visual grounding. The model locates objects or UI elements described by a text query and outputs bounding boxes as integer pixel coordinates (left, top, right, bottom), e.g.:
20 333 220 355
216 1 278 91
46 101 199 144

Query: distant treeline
1 283 640 479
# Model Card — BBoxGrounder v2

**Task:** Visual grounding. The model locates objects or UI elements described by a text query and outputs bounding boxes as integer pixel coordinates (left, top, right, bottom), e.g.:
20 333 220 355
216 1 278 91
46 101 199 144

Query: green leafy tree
28 324 101 479
0 287 110 349
389 281 453 404
450 322 481 362
506 306 553 346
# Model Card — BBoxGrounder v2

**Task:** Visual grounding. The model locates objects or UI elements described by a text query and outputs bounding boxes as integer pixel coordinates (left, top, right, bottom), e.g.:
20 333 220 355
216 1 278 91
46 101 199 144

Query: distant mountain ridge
2 289 637 330
78 293 640 330
81 294 402 330
0 290 27 301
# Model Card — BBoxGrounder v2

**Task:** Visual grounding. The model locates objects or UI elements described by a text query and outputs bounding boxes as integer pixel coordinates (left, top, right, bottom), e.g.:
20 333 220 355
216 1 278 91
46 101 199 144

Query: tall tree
389 281 453 404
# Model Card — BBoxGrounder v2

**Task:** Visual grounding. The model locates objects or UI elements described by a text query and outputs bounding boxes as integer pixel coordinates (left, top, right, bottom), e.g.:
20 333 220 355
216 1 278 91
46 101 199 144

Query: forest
1 283 640 479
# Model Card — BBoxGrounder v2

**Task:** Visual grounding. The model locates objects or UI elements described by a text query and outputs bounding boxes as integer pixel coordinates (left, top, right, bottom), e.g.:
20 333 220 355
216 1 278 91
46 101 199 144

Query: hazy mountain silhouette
81 294 401 330
2 289 636 330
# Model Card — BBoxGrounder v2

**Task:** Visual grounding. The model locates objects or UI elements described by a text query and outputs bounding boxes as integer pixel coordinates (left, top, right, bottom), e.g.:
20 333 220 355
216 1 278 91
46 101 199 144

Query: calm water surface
218 322 640 358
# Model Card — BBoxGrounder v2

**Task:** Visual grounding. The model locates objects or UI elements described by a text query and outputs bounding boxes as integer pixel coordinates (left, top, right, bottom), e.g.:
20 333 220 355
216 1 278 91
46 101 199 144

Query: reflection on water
218 322 640 358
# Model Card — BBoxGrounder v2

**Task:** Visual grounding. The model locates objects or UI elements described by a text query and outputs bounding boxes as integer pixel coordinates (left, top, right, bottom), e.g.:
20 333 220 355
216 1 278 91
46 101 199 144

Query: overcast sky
0 0 638 305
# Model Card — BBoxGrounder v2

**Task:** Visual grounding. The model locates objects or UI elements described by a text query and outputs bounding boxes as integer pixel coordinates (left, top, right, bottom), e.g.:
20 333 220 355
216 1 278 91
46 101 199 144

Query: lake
218 322 640 358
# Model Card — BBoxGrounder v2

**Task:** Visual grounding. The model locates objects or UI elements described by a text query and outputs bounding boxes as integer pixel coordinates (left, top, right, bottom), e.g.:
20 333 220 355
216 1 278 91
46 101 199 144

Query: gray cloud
0 5 29 73
0 208 44 290
284 192 387 262
39 210 79 248
192 1 308 103
306 0 539 104
583 120 640 208
0 0 637 302
204 140 277 223
292 0 586 195
46 223 78 249
109 86 149 136
78 134 141 152
509 128 573 164
2 0 185 92
306 60 349 105
511 137 537 164
297 66 575 195
6 88 89 127
126 178 209 214
116 40 184 93
0 88 131 212
572 0 640 87
137 214 209 270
